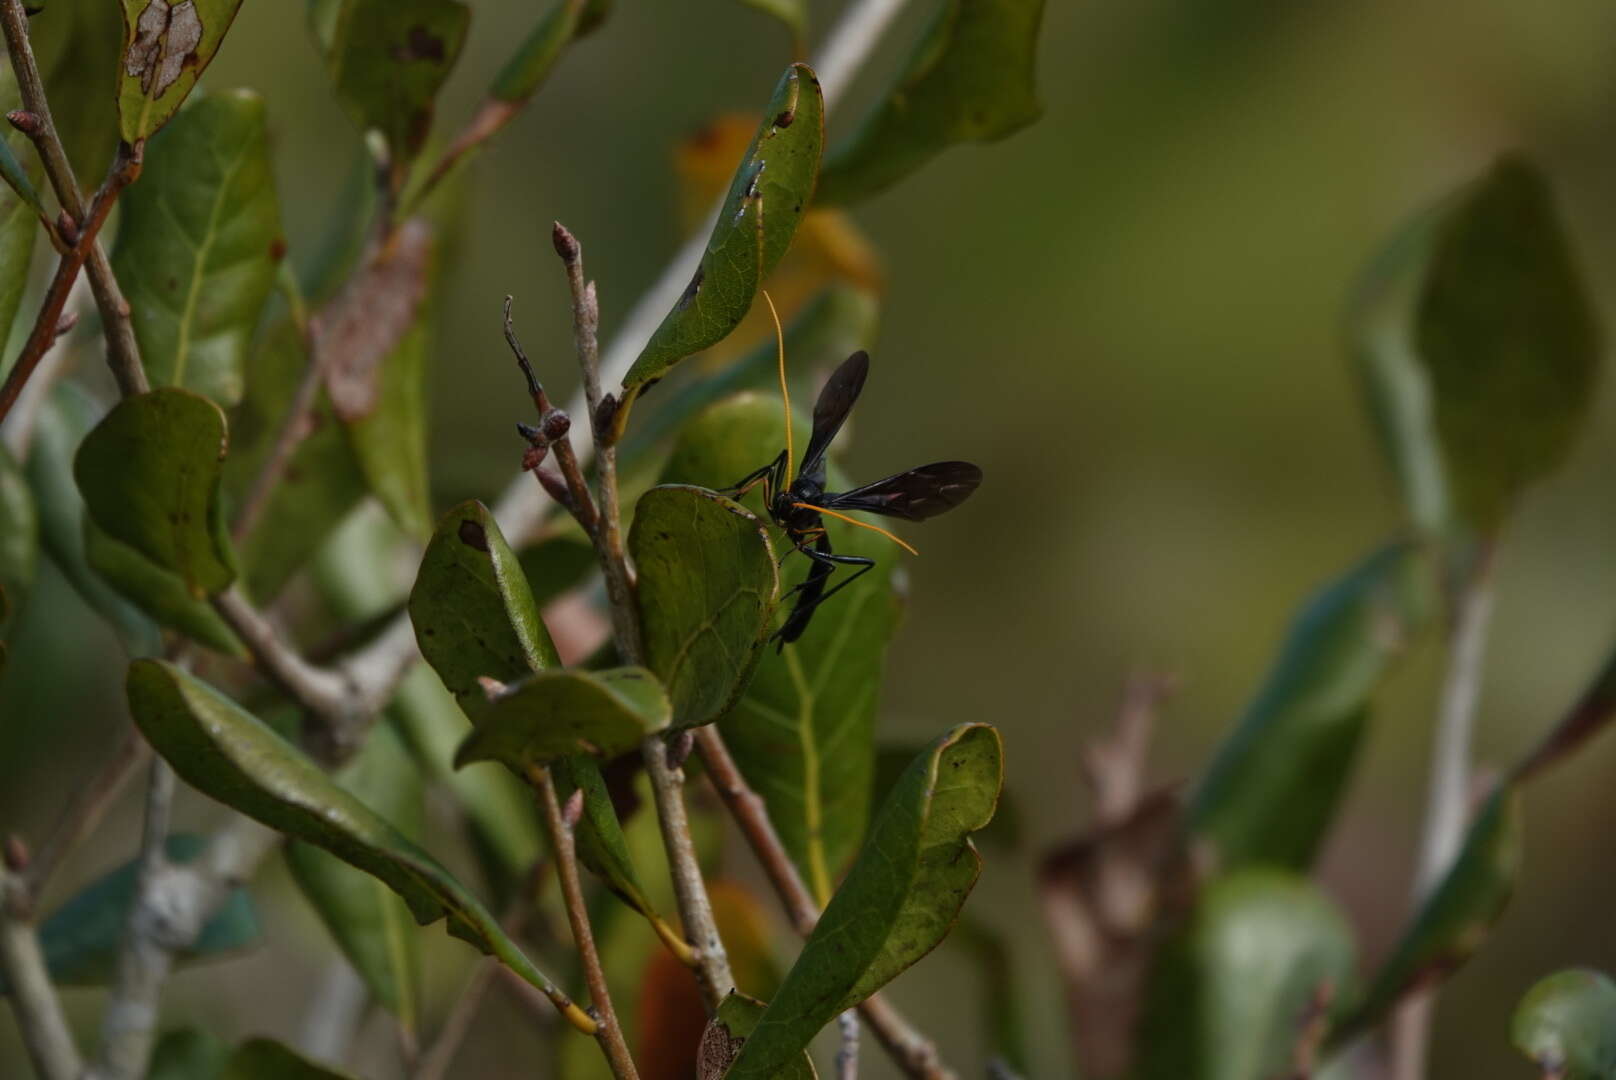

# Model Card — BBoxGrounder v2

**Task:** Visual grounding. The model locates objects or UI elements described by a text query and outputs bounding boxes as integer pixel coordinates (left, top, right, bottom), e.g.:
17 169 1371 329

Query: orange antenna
763 289 792 479
793 502 919 556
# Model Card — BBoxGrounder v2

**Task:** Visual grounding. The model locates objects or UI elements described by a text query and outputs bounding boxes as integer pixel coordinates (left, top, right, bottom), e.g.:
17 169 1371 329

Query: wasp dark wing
824 461 982 521
797 351 870 483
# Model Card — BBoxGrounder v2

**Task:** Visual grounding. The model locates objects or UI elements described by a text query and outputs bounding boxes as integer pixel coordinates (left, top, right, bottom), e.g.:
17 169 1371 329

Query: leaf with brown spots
117 0 246 142
408 500 559 713
312 0 471 186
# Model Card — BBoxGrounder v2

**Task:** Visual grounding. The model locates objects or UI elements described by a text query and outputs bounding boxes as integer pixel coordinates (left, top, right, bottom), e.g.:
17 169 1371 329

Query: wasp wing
797 351 869 484
823 461 982 521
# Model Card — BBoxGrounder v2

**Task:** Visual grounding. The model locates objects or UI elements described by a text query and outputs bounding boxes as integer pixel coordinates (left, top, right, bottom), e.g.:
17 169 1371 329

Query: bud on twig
540 408 571 443
551 220 580 264
563 787 585 830
6 110 40 136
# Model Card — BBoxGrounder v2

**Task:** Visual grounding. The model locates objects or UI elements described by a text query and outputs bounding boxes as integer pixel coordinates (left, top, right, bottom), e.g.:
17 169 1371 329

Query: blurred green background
7 0 1616 1076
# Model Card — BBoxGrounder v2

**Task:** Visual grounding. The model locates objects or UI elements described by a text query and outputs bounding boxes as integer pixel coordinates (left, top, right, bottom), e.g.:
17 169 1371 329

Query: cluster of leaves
0 1 1049 1078
1039 156 1616 1077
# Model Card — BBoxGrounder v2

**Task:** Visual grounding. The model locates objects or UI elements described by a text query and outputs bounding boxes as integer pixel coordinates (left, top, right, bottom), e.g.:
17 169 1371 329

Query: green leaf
74 388 236 594
113 89 282 407
1188 543 1429 871
0 445 37 631
409 500 560 708
454 666 670 771
1512 970 1616 1080
0 835 258 994
736 0 806 45
313 0 470 181
1330 785 1522 1046
83 516 245 656
816 0 1046 206
34 1 122 182
23 383 160 655
726 724 1003 1079
224 321 367 602
698 991 818 1080
148 1027 230 1080
126 659 578 1014
630 484 778 729
285 722 423 1032
622 64 824 393
490 0 610 105
1135 869 1355 1080
116 0 246 143
221 1038 358 1080
660 393 900 902
620 284 880 465
1353 156 1602 536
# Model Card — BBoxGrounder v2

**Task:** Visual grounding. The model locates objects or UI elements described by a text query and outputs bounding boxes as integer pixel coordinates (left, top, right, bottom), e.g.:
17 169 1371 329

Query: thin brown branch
0 144 141 424
533 769 639 1080
408 98 519 216
692 726 956 1080
87 758 177 1080
0 863 82 1080
0 0 146 398
23 725 151 903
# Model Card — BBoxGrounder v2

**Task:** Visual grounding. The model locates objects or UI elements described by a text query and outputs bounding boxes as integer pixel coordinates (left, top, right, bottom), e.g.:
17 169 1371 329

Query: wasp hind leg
722 449 786 502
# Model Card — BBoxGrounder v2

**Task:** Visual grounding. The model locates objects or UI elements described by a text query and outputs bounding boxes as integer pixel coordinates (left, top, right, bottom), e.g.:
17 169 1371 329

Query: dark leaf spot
458 519 490 552
677 265 705 310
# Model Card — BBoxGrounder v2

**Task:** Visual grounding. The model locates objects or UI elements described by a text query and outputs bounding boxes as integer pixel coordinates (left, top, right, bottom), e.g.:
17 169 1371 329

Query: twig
211 588 360 723
532 769 639 1080
231 266 324 543
295 959 370 1065
413 959 500 1080
693 726 956 1080
837 1011 861 1080
0 862 82 1080
0 143 141 424
86 758 177 1080
0 0 146 399
23 725 151 903
1390 544 1498 1080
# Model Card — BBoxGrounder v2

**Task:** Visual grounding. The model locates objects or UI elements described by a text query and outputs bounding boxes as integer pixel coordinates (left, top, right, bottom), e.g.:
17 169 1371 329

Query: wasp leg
722 449 786 500
772 543 876 646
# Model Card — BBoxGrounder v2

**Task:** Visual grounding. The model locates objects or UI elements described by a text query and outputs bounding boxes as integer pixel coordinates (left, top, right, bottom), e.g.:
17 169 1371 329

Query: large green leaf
630 484 778 729
126 659 582 1019
1353 156 1601 536
23 384 160 654
1512 970 1616 1080
622 64 824 393
0 65 40 353
0 835 258 994
83 516 244 655
1134 869 1355 1080
725 724 1002 1079
409 500 560 708
454 666 670 770
816 0 1046 206
1330 785 1521 1045
490 0 610 105
221 1038 358 1080
698 992 817 1080
0 445 36 630
35 1 122 182
388 664 543 894
313 0 470 181
113 89 281 407
660 393 900 902
1188 544 1429 871
117 0 246 143
75 388 236 594
285 722 423 1032
224 320 368 602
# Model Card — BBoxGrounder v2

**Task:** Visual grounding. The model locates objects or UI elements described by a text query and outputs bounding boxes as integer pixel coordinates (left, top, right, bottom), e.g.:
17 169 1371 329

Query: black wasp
726 345 982 647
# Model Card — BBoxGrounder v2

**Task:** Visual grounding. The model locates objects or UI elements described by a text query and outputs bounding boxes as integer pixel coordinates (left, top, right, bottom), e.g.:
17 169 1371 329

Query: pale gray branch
0 867 81 1080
